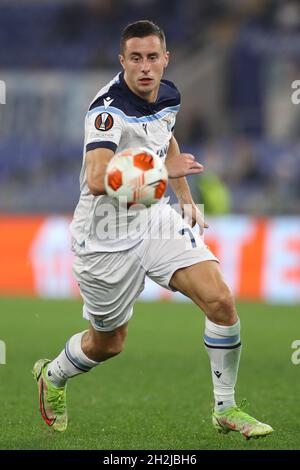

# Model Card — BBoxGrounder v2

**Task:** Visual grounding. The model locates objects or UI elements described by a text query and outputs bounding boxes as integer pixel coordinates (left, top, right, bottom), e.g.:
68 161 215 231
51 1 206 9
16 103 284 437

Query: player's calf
82 323 128 362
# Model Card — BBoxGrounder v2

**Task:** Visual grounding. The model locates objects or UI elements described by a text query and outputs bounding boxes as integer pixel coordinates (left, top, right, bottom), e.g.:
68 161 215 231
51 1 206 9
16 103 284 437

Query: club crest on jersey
95 112 114 131
162 114 173 132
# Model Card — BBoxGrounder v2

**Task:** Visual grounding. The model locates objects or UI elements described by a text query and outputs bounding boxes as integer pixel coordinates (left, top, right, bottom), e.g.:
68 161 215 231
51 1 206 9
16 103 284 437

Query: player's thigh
169 260 233 312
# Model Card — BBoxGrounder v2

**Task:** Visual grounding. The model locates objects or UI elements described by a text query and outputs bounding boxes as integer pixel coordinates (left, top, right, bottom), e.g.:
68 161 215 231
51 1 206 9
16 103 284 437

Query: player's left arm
165 135 208 233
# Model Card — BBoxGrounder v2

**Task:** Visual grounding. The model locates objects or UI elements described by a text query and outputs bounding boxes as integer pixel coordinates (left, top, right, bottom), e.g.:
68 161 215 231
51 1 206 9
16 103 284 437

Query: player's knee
204 287 237 325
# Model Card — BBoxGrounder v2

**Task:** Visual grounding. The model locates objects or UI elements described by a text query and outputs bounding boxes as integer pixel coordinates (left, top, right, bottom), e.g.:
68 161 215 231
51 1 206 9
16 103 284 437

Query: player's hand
181 201 209 235
165 153 204 178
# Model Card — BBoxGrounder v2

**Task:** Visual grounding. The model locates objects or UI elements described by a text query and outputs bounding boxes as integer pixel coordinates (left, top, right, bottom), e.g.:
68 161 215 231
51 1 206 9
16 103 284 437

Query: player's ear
119 54 125 69
164 51 170 68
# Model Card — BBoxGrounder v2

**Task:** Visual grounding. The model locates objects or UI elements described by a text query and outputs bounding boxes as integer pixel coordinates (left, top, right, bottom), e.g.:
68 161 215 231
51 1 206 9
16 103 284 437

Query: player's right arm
85 96 124 195
86 148 114 195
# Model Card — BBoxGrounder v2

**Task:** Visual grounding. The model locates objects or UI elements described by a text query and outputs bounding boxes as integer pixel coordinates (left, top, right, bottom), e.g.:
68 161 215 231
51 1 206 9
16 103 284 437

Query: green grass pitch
0 297 299 450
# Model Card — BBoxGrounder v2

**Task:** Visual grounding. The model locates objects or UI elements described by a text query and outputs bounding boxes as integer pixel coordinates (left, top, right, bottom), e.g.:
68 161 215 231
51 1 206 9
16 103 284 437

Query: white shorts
72 205 218 331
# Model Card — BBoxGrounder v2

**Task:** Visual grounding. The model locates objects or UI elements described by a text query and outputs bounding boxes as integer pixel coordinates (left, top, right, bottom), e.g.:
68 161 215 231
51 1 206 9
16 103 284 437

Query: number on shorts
179 227 196 248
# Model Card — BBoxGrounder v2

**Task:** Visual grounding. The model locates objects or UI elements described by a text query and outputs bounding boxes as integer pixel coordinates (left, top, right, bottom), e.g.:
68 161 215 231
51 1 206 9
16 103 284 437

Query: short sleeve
85 108 124 153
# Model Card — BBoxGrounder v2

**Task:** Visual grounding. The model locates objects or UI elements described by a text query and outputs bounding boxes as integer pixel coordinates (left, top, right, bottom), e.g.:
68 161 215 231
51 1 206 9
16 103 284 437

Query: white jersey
70 72 181 252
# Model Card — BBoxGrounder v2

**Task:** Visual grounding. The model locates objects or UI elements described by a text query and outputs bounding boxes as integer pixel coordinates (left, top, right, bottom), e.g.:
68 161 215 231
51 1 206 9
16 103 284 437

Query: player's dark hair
120 20 166 54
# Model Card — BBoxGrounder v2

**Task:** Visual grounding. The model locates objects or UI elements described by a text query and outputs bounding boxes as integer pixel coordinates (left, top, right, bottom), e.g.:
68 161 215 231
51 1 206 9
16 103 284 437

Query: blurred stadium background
0 0 300 450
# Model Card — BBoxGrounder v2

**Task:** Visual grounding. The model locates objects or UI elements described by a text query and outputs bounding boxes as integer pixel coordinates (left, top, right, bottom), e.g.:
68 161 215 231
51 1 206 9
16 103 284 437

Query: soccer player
33 20 273 439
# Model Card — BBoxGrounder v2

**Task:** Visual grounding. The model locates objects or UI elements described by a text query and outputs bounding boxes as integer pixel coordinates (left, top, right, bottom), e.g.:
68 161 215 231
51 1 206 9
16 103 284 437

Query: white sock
46 331 100 387
204 318 241 412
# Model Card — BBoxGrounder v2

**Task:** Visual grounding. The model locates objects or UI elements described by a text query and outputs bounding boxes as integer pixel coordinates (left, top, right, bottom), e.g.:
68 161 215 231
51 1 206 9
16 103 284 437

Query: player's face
119 35 169 103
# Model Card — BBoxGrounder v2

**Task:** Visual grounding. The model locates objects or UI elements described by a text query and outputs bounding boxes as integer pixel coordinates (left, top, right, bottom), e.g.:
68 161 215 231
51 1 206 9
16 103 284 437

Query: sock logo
214 370 222 378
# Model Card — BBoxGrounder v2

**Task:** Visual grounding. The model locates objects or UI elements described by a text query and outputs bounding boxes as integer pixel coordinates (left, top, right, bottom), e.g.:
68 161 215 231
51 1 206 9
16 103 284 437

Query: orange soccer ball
105 147 168 207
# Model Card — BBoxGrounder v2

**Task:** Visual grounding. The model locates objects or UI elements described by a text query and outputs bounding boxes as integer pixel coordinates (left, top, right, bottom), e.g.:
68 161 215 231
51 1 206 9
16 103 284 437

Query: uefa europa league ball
105 147 168 207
